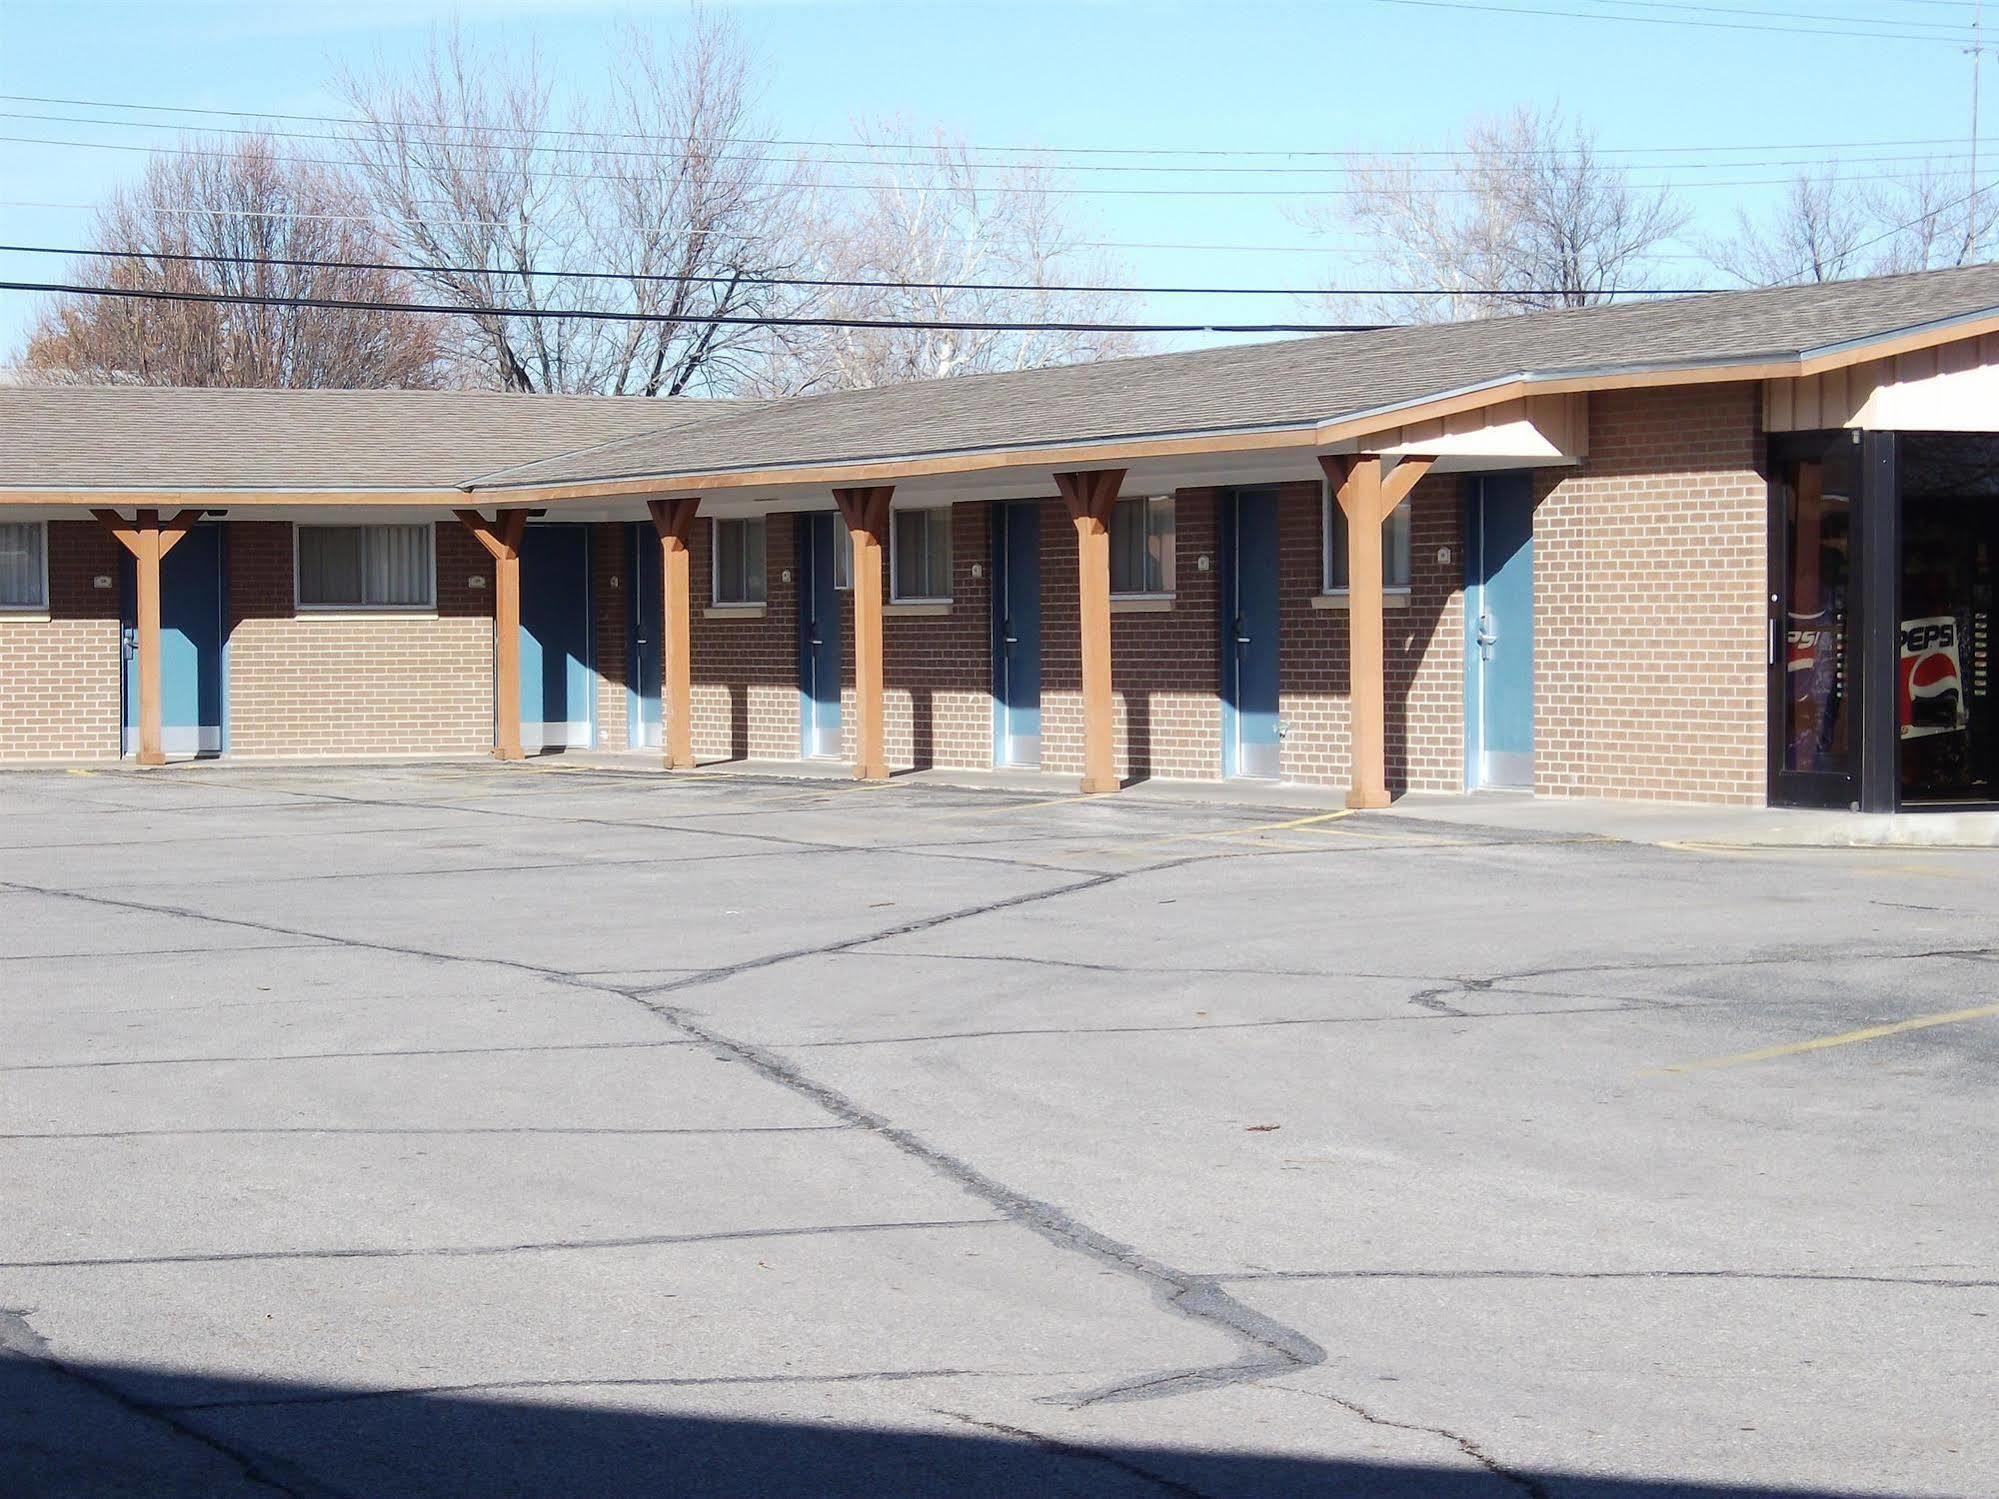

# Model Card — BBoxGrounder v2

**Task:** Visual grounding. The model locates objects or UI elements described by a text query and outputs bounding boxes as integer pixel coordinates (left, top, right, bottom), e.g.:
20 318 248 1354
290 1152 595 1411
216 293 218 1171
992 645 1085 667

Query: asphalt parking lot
2 762 1994 1498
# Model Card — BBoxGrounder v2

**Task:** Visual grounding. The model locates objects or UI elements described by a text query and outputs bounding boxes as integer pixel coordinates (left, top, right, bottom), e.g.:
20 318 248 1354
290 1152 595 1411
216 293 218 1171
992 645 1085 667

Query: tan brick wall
838 502 994 771
1276 475 1465 792
592 522 631 748
0 521 123 762
225 521 495 757
1534 384 1768 804
1042 490 1226 781
689 512 800 761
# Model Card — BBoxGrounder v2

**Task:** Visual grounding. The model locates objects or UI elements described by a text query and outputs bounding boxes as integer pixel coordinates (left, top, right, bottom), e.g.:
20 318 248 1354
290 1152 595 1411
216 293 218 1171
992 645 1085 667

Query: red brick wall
1534 384 1768 804
0 521 123 761
689 512 799 761
1274 475 1466 792
226 521 495 757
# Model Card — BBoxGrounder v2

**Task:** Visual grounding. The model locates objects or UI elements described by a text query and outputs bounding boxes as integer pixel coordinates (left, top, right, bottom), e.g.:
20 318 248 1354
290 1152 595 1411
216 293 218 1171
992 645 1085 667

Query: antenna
1970 0 1987 262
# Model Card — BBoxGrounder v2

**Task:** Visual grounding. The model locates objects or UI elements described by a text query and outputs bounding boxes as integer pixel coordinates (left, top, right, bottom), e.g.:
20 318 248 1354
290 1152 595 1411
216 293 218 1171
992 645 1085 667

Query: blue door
1222 490 1282 778
798 514 842 759
1465 473 1536 789
123 523 224 758
519 525 593 753
627 522 662 749
991 501 1042 767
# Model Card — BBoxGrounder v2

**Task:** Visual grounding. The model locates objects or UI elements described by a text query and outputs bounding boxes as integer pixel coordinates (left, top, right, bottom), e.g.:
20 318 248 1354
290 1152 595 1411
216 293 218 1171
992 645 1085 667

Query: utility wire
1 91 1989 162
1367 0 1983 42
0 241 1726 301
0 277 1397 335
1 131 1975 197
0 107 1990 178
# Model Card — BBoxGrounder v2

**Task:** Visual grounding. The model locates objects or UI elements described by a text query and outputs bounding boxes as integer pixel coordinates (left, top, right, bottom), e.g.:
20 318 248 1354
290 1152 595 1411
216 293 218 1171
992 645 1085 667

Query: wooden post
91 507 199 767
1054 469 1126 795
832 486 894 780
1319 454 1433 810
454 509 529 762
647 497 701 770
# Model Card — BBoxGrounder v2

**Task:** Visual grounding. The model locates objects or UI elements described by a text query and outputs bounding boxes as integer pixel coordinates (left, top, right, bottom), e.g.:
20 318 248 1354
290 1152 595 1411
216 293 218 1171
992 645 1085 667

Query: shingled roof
465 263 1999 490
0 386 740 491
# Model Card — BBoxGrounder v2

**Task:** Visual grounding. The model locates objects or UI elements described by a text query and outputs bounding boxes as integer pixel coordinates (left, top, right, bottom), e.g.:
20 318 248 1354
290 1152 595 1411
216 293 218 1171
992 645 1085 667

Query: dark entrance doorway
1897 434 1999 804
797 513 843 760
991 500 1041 768
1221 489 1281 779
1770 435 1867 809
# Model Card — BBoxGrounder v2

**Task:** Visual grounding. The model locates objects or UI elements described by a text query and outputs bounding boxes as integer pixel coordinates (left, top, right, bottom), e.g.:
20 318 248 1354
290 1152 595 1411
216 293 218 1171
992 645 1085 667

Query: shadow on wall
2 1356 1924 1499
1388 585 1452 796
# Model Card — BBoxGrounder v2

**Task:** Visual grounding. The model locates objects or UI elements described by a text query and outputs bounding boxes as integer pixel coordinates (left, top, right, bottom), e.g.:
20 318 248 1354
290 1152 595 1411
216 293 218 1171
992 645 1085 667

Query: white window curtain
0 522 47 610
298 525 433 608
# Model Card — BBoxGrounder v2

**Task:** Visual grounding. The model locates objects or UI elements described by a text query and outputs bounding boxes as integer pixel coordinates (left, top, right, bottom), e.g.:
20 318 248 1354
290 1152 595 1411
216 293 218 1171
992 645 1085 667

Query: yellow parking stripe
1648 1002 1999 1075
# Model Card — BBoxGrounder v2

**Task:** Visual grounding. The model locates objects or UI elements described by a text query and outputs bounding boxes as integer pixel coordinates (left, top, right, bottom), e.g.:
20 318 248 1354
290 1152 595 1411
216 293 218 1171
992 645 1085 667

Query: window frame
710 515 768 607
0 520 49 615
293 521 437 613
1109 494 1176 599
888 506 954 604
1320 485 1413 595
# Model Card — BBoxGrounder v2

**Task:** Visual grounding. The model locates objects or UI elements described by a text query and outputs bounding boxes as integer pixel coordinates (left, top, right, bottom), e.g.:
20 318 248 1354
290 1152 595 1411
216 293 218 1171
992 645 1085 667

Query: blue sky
0 0 1991 358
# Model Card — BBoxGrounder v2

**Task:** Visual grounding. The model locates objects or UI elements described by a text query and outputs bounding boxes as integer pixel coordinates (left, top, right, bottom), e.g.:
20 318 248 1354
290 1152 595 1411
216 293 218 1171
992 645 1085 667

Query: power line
1 91 1989 163
0 240 1726 301
1 107 1992 179
1 130 1977 197
1367 0 1983 42
0 276 1396 335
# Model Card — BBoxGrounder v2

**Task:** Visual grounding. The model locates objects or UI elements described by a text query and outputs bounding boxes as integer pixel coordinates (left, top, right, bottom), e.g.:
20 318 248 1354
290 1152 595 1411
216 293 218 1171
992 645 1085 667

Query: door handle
1475 613 1498 647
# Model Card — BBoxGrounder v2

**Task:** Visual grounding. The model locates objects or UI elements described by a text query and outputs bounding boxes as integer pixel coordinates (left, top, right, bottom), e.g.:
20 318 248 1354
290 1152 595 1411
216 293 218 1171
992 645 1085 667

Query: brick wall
835 503 994 771
1277 475 1465 792
1533 383 1768 804
0 521 123 761
1041 490 1226 781
689 512 799 761
593 522 631 748
226 521 495 757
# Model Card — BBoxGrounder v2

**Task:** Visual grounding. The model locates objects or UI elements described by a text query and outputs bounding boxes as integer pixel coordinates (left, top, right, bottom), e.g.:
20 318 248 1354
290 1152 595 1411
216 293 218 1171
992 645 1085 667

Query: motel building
6 265 1999 814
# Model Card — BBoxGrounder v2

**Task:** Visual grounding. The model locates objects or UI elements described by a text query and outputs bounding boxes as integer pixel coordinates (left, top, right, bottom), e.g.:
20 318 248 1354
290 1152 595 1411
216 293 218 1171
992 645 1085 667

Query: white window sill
0 611 51 623
705 603 767 620
1111 596 1174 614
885 600 951 617
1313 590 1412 610
295 608 439 620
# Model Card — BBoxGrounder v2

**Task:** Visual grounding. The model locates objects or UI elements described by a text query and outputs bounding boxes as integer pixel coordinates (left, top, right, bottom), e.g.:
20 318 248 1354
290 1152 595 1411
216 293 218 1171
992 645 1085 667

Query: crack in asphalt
0 1307 341 1499
1221 1266 1999 1290
1 1216 1005 1270
932 1409 1216 1499
1266 1381 1550 1498
0 1124 853 1141
0 1036 703 1073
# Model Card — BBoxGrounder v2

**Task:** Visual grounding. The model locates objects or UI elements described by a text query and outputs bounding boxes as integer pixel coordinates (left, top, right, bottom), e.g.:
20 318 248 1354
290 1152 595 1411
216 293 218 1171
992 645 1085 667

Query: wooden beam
1320 455 1435 810
90 508 200 766
1054 468 1126 795
832 486 894 781
647 497 701 771
453 509 529 762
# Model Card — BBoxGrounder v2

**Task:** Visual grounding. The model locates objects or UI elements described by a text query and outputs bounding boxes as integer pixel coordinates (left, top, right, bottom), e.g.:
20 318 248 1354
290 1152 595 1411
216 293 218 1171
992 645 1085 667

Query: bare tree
335 12 807 395
741 121 1141 395
19 135 441 388
1707 168 1872 285
1308 106 1689 323
1708 161 1999 287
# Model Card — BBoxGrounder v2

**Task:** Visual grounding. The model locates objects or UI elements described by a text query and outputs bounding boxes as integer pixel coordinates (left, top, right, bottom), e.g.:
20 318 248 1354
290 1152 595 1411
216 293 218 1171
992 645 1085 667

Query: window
1110 495 1174 596
1322 491 1412 592
0 522 47 612
297 524 434 609
833 523 853 591
890 507 953 602
712 517 767 605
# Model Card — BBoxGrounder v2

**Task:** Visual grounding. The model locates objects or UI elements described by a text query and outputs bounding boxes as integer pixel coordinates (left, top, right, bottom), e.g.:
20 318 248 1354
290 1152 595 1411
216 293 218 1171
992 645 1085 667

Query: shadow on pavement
2 1355 1903 1499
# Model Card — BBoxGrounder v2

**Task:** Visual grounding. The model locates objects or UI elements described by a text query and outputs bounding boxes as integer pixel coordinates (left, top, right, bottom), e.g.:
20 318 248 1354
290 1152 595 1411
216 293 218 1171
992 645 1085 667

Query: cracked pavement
1 762 1995 1497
